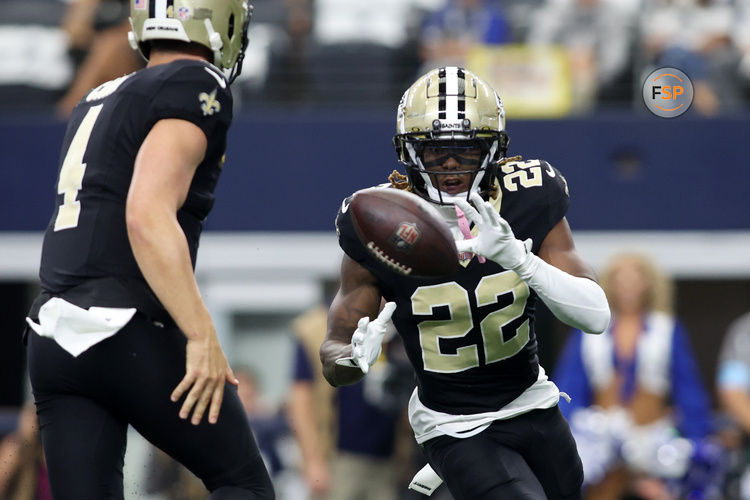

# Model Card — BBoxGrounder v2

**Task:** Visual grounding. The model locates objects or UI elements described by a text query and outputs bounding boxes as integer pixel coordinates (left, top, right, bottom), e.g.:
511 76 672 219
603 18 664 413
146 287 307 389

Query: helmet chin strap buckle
203 19 223 65
127 31 139 51
127 18 140 53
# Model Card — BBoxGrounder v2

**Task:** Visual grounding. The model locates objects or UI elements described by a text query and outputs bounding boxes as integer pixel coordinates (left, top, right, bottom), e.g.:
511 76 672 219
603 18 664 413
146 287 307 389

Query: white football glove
453 192 532 271
335 302 397 374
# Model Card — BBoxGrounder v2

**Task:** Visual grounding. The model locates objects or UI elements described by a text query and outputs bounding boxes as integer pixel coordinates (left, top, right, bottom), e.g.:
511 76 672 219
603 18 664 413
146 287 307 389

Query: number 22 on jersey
412 270 530 373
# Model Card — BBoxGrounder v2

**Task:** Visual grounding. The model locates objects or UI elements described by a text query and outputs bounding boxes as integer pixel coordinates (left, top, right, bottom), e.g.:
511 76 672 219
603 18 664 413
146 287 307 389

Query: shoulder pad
497 159 570 254
498 159 568 196
148 61 233 140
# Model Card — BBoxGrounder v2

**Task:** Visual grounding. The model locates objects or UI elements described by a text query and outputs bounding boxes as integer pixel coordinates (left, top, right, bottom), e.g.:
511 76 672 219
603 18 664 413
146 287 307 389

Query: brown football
349 188 459 278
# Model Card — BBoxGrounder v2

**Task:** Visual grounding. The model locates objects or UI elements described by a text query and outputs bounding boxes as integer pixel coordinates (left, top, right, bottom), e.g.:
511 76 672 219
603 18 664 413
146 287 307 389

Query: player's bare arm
126 118 237 425
287 380 332 494
537 217 597 282
320 255 382 387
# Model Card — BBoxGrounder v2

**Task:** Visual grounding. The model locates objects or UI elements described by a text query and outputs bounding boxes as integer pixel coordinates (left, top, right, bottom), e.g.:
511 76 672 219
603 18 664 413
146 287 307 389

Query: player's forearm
320 284 380 386
514 254 611 334
0 438 21 493
127 209 213 339
320 339 365 387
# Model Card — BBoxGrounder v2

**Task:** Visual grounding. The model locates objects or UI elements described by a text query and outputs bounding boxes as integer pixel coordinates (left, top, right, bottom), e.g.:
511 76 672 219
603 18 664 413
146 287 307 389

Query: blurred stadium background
1 0 749 496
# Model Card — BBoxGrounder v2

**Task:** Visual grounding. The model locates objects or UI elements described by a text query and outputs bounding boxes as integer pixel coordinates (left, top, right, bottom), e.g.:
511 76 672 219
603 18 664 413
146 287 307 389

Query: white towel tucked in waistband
26 297 136 357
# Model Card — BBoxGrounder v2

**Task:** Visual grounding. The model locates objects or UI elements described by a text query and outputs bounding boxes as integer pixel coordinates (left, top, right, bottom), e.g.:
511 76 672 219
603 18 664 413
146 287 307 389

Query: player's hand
454 192 532 270
335 302 396 374
171 331 239 425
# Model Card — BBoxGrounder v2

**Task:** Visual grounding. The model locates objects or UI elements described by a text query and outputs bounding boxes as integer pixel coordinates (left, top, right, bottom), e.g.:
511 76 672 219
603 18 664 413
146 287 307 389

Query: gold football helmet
393 66 509 204
128 0 253 82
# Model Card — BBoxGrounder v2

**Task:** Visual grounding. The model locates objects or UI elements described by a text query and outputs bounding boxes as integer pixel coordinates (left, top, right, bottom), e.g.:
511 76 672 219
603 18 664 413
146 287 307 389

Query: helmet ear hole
228 13 235 40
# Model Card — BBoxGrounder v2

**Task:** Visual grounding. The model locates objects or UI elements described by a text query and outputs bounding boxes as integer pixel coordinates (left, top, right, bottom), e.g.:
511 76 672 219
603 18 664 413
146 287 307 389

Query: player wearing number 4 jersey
24 1 274 499
322 67 611 499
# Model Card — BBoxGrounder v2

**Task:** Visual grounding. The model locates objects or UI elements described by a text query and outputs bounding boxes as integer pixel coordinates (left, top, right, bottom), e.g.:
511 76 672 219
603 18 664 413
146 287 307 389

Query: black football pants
27 313 275 500
422 406 584 500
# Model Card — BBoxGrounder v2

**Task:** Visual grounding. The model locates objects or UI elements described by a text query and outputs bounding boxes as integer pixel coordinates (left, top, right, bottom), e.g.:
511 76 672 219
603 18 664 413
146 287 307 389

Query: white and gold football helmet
128 0 253 82
393 66 509 204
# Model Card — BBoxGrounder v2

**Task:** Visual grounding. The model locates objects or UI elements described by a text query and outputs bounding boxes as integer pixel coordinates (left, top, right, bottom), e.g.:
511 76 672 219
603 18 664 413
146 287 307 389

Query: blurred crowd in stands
2 0 750 117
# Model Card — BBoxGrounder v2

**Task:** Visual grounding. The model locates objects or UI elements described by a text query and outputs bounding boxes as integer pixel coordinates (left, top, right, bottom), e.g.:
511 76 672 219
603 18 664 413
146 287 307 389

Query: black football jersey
36 60 232 322
336 160 570 414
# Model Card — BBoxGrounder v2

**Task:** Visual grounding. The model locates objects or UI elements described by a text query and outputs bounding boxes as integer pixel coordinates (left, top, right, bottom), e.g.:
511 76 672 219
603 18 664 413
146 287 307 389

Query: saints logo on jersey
199 89 221 116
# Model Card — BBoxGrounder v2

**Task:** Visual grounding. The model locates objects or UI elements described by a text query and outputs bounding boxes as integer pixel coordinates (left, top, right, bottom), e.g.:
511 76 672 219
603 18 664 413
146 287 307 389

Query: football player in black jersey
322 67 612 499
24 1 274 498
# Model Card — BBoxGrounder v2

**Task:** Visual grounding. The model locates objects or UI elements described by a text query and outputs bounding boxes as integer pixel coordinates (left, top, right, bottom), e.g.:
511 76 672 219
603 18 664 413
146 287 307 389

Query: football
349 188 459 278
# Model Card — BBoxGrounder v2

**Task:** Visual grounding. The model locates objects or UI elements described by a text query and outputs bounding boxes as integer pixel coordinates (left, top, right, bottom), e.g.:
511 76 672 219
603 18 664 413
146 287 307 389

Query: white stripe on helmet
155 0 168 18
445 66 459 122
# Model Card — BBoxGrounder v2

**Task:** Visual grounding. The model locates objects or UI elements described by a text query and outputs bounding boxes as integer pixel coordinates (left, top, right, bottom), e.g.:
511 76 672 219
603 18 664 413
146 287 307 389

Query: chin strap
227 4 253 83
203 19 224 67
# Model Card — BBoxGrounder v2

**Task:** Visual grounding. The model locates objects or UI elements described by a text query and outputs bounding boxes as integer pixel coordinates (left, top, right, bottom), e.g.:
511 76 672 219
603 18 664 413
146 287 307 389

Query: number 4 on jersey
54 105 103 231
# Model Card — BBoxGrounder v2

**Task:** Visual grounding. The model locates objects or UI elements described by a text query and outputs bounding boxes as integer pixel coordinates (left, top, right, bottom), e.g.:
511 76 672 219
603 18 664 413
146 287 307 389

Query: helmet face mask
128 0 253 83
393 66 509 205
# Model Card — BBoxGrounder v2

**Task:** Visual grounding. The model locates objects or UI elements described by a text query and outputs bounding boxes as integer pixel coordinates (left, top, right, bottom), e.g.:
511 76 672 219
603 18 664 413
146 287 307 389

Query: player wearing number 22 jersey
336 158 568 416
322 67 612 500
